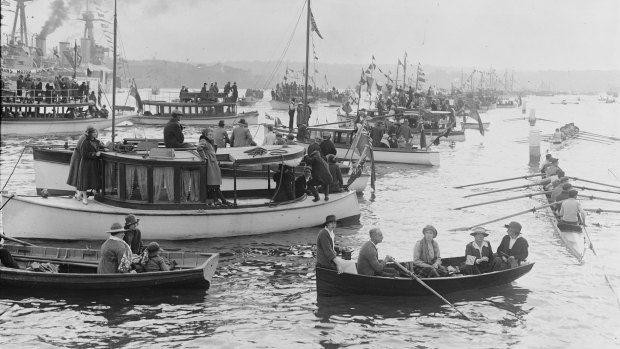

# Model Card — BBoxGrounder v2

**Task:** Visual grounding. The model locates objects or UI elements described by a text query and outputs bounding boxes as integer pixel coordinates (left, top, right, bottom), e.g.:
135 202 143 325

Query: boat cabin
143 91 238 116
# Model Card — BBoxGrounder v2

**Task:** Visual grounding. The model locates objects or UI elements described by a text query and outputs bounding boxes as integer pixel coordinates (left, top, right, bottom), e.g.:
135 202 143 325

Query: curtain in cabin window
105 162 118 197
125 165 149 201
154 167 175 202
181 169 201 202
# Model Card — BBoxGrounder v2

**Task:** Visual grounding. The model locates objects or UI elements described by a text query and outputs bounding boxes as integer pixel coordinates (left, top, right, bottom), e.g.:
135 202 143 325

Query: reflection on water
2 94 620 347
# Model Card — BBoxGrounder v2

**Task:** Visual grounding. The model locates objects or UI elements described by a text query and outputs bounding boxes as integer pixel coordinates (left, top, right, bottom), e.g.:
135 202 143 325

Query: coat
273 169 295 202
123 228 143 254
496 235 529 263
327 162 343 192
316 228 337 270
356 241 386 276
197 139 222 185
295 175 311 198
463 240 494 274
230 126 254 147
97 237 132 274
213 127 230 148
76 138 101 191
307 142 321 156
303 150 332 185
319 139 337 159
163 119 185 148
66 135 87 187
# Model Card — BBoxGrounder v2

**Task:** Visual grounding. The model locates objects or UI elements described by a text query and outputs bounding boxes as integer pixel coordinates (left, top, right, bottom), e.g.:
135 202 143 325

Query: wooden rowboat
0 244 219 291
316 256 534 296
541 186 587 261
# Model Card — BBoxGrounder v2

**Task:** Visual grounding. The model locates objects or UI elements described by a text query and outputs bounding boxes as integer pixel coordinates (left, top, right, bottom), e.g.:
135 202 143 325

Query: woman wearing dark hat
316 215 345 273
462 227 495 275
142 242 170 272
76 126 103 205
123 214 143 254
411 225 448 277
97 222 133 274
493 221 529 271
197 128 231 206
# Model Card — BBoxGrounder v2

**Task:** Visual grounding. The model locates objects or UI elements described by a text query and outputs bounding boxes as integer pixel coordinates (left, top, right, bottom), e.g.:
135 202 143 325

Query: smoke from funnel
39 0 69 39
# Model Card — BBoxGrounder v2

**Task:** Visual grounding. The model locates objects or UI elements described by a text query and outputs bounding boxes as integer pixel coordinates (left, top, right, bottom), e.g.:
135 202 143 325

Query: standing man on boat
230 119 255 147
316 215 346 274
214 120 231 148
231 82 238 102
98 223 134 274
288 98 296 131
356 228 397 276
164 109 192 148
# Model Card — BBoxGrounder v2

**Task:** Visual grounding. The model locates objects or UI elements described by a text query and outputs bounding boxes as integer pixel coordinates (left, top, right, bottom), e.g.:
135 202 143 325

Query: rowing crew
539 154 586 226
551 123 580 143
316 215 529 278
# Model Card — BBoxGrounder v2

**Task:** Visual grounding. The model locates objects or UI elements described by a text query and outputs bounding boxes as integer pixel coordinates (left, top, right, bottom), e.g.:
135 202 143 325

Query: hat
238 118 247 125
147 242 163 255
327 154 337 163
218 120 225 126
470 227 489 237
85 126 97 135
304 166 312 172
106 222 127 235
322 132 331 139
562 183 572 191
125 214 139 225
551 158 559 163
504 221 522 233
276 132 283 137
422 225 438 238
324 215 337 225
171 109 183 117
287 133 295 140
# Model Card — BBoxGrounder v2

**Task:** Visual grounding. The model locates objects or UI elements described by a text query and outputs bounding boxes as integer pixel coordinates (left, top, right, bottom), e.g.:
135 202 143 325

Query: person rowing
559 189 586 226
356 228 398 277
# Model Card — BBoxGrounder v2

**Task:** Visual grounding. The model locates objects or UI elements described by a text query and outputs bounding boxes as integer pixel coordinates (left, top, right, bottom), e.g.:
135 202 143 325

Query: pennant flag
469 108 485 136
310 10 324 39
313 55 319 60
365 68 371 75
129 79 143 113
372 55 376 61
398 59 403 66
359 69 366 85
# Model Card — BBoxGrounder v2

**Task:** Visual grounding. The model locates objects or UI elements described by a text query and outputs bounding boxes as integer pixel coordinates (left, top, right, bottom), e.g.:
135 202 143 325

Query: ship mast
111 0 117 144
302 0 311 122
10 0 33 46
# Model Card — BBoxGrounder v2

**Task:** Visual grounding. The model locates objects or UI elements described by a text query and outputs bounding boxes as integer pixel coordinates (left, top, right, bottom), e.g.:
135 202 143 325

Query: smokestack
36 37 47 56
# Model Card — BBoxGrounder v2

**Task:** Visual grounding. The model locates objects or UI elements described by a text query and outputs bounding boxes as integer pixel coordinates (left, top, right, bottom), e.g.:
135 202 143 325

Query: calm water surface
1 93 619 348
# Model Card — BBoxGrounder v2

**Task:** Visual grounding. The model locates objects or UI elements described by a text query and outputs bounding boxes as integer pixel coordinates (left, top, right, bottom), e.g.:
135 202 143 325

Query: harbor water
1 92 619 348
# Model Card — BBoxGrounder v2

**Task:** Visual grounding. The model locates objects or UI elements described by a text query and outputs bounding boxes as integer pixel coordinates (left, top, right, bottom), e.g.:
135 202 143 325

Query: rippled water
1 92 620 348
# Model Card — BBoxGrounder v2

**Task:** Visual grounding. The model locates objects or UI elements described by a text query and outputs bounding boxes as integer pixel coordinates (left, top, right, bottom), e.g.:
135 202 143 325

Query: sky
2 0 619 71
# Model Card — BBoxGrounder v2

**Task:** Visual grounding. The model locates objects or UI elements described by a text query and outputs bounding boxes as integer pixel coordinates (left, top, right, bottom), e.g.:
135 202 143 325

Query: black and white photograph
1 0 619 347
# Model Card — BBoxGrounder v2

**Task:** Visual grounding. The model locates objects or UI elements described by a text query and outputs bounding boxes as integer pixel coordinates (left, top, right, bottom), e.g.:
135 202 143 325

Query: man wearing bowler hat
164 109 192 148
98 222 134 274
316 215 345 273
493 221 529 271
230 118 255 147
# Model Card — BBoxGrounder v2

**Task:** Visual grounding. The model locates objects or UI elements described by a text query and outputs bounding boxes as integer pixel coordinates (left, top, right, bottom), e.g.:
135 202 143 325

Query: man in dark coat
371 122 385 147
492 221 529 271
164 110 191 148
357 228 397 276
230 119 255 147
303 150 332 201
272 165 296 202
295 166 319 199
123 214 143 254
307 137 321 155
319 132 337 159
316 215 344 272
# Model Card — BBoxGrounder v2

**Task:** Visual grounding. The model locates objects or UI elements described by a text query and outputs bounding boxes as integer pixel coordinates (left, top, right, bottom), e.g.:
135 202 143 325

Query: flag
469 108 485 136
366 77 374 90
418 77 426 83
398 59 403 66
359 69 366 85
310 10 323 39
372 55 376 61
129 79 143 113
314 55 319 60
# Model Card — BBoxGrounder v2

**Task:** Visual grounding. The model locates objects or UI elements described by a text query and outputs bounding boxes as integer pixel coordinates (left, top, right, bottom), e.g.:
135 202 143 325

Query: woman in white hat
462 227 495 275
97 222 133 274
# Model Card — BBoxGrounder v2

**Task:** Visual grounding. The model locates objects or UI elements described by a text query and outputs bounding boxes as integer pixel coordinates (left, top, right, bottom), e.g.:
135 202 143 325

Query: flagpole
368 58 374 110
73 40 77 78
111 0 117 145
415 63 419 91
395 59 400 92
303 0 311 122
403 53 407 91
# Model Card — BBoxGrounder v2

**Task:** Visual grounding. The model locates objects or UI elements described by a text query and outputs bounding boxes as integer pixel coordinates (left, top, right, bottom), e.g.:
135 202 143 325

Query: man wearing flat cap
316 215 345 273
493 221 529 271
98 222 134 274
164 109 192 148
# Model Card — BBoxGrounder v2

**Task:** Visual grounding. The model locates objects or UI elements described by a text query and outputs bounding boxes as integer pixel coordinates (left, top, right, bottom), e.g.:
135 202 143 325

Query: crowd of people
179 81 239 104
316 215 530 278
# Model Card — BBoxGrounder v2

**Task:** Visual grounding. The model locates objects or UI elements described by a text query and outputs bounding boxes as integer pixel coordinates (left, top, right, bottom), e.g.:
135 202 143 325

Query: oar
450 202 562 231
454 173 543 189
572 186 620 195
453 191 551 210
570 177 620 190
464 183 539 198
579 131 620 141
310 120 353 128
578 194 620 203
585 208 620 214
392 261 471 321
574 136 613 145
579 218 620 307
0 233 35 247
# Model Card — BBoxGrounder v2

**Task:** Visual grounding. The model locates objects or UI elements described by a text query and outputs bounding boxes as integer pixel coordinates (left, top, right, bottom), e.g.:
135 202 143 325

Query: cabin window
126 164 148 201
104 162 119 198
153 167 175 202
181 169 201 202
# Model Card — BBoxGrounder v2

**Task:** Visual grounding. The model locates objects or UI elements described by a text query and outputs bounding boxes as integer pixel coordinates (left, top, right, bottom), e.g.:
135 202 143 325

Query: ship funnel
35 36 47 56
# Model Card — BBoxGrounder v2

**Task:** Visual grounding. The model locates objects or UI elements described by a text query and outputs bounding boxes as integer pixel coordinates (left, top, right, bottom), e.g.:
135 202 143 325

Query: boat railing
1 87 96 105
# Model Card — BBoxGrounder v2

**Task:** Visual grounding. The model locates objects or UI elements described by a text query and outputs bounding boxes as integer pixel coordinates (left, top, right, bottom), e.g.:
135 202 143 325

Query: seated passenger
295 166 319 199
411 225 448 277
461 227 495 275
326 154 343 193
142 242 170 272
357 228 398 276
97 222 134 274
492 221 529 271
272 165 295 202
